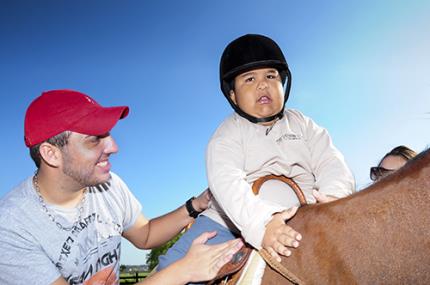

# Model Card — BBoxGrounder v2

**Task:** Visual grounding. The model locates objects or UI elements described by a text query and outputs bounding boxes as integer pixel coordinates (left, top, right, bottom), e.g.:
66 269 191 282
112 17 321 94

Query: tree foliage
146 232 183 270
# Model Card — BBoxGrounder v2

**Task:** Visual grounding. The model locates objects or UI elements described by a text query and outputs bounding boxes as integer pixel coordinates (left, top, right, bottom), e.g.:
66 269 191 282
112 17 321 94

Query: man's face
230 67 284 124
60 132 118 186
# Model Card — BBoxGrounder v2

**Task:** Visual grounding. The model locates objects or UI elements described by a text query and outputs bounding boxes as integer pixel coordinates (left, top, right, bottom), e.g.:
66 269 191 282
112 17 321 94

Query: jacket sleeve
300 112 356 198
206 119 286 249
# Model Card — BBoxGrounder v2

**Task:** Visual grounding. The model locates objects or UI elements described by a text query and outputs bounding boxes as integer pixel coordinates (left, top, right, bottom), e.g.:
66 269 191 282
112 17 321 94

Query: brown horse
260 148 430 284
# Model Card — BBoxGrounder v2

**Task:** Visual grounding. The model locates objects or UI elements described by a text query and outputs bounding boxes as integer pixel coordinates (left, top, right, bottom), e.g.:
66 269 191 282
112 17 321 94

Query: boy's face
229 67 284 124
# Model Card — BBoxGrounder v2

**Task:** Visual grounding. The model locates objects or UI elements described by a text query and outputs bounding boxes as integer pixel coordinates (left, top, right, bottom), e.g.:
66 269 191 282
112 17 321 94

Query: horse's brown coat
262 148 430 284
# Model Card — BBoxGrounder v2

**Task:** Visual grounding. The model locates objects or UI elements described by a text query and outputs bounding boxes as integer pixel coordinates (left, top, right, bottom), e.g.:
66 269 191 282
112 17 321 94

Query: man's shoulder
108 171 127 190
0 177 35 228
1 177 33 207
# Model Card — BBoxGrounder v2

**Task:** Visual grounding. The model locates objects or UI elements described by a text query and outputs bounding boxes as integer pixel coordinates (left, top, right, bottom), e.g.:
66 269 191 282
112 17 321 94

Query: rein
252 175 306 285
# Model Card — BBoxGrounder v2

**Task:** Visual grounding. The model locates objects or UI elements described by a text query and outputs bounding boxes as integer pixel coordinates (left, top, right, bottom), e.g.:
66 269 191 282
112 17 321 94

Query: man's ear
39 142 62 168
229 90 237 105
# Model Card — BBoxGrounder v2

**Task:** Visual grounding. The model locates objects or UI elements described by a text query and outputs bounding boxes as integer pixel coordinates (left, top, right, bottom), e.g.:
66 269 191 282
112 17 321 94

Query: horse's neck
268 149 430 284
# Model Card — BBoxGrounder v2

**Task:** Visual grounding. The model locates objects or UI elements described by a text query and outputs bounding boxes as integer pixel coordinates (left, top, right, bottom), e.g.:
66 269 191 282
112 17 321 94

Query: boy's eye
267 73 280 79
244 76 254 82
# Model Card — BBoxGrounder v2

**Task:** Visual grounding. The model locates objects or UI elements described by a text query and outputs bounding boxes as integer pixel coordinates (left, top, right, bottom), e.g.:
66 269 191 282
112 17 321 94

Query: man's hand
179 231 243 283
262 207 301 262
313 190 338 203
192 188 212 212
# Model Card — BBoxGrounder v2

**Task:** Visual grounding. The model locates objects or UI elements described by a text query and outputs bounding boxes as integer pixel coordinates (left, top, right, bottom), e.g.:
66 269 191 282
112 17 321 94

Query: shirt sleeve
110 172 143 232
206 118 286 249
299 112 356 198
0 219 61 285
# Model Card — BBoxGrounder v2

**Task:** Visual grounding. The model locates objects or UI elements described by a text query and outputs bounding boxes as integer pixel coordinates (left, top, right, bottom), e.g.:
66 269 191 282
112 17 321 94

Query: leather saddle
208 175 307 285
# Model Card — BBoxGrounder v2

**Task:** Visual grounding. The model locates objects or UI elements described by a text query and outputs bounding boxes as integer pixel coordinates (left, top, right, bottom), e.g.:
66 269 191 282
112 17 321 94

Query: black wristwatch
185 197 202 218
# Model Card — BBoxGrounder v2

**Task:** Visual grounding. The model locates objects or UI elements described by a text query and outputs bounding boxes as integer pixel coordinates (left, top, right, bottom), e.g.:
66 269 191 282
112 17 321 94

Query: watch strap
185 197 201 218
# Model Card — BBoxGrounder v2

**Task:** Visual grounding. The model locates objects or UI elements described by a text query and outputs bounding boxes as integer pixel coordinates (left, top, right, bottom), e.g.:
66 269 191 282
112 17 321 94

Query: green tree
120 264 126 273
146 232 183 270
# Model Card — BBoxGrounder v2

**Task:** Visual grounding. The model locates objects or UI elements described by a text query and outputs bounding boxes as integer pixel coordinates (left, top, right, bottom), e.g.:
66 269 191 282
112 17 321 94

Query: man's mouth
97 160 108 167
96 160 109 168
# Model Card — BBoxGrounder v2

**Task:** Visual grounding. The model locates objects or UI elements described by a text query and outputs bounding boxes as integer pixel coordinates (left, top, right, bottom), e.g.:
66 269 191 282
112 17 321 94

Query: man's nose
104 135 118 154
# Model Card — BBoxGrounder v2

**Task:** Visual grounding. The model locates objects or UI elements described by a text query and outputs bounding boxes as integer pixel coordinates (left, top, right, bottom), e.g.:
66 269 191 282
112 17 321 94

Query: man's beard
62 152 109 187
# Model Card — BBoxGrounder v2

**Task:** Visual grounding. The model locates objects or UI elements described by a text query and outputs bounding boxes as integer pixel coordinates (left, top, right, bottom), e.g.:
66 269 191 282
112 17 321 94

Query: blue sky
1 1 429 265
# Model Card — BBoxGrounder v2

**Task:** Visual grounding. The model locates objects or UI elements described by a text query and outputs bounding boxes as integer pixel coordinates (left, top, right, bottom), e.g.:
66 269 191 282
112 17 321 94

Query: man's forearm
136 260 190 285
144 204 194 248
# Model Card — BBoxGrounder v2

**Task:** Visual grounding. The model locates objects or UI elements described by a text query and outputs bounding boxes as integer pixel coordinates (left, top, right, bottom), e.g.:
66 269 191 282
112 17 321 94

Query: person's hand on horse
262 207 302 262
178 231 244 283
313 190 338 203
192 188 212 212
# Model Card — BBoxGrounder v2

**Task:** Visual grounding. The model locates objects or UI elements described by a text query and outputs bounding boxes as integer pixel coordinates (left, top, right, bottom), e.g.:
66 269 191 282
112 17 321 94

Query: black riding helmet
220 34 292 124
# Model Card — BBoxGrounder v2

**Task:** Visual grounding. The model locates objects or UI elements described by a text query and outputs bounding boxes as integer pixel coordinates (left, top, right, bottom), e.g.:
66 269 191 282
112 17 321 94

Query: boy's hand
313 190 338 203
192 188 212 212
262 207 301 262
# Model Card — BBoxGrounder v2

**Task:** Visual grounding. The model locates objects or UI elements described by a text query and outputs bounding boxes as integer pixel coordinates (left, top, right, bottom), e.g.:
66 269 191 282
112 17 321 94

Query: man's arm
49 233 243 285
51 277 68 285
123 189 211 249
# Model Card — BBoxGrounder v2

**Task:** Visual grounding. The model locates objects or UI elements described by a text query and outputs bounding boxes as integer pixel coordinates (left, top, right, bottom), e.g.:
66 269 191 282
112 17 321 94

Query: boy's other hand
193 188 212 212
313 190 338 203
262 207 301 262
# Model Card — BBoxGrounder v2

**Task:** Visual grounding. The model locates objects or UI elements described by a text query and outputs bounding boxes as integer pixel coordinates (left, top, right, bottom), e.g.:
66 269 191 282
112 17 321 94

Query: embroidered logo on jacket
276 133 302 143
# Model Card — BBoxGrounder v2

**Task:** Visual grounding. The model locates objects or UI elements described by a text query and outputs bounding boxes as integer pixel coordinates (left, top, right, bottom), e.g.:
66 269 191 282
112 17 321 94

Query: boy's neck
259 117 279 126
261 117 280 135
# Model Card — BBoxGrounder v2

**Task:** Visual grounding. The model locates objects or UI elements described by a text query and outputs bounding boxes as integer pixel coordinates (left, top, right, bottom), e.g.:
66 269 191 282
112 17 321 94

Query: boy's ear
39 142 62 168
229 90 237 105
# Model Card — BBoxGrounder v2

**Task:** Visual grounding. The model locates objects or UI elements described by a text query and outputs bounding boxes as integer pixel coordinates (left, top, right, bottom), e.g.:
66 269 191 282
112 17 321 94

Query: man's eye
90 137 101 143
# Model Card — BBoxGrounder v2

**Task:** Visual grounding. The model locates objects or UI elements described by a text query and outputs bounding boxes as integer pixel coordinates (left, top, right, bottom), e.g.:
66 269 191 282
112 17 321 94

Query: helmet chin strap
234 106 285 124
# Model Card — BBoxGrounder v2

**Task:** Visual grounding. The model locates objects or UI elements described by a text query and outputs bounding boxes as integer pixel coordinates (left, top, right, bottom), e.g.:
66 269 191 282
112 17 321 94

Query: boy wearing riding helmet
159 34 355 271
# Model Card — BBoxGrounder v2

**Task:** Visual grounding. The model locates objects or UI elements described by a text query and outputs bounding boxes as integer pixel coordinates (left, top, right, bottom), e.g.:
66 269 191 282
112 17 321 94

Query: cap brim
71 106 129 136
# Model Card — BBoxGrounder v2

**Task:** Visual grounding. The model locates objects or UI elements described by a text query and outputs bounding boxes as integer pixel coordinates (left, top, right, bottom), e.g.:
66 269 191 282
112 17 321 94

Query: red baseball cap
24 89 129 147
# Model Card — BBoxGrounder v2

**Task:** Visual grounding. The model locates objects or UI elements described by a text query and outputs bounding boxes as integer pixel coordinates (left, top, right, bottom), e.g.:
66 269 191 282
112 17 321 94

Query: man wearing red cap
0 89 243 285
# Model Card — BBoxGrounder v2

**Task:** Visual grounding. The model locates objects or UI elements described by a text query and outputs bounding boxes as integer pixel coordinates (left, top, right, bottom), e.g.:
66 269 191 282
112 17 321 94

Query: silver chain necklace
33 173 87 231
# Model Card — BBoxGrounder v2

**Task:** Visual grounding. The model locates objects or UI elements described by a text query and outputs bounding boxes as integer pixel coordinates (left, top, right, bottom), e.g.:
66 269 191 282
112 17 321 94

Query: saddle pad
235 250 266 285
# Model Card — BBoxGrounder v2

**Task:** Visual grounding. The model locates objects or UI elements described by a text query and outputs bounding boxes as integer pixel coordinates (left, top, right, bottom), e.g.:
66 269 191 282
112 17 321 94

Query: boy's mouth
257 95 272 104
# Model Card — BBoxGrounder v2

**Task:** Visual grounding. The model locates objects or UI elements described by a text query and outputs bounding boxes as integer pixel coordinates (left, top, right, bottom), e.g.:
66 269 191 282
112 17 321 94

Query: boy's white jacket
202 109 355 249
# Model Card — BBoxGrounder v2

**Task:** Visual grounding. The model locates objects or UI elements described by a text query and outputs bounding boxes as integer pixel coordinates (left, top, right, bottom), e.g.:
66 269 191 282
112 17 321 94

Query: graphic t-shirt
0 172 142 285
